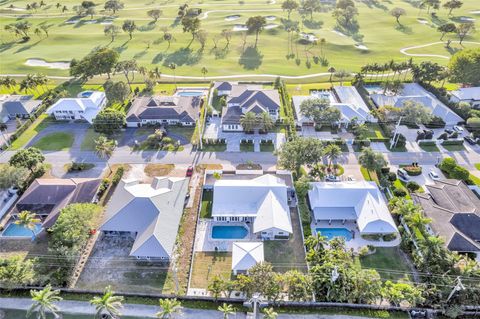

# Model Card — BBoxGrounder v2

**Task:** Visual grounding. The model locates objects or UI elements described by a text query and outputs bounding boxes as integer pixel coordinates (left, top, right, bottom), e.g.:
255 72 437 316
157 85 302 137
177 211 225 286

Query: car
186 166 193 177
397 168 409 181
325 175 341 182
428 170 440 180
444 128 453 134
464 136 476 145
453 125 464 133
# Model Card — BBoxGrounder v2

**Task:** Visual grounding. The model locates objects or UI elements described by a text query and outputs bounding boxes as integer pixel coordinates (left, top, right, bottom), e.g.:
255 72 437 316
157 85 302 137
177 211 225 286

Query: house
308 181 398 237
100 177 189 260
411 180 480 258
449 87 480 108
292 86 375 127
47 91 106 123
11 178 101 230
210 174 293 239
231 242 264 275
370 83 463 125
126 95 201 127
221 84 281 131
0 95 42 120
213 81 236 96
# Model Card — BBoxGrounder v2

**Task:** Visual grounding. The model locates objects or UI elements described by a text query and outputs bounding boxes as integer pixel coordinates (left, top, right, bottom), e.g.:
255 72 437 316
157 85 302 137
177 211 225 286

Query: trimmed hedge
403 166 422 176
418 140 436 146
441 139 464 146
369 137 390 142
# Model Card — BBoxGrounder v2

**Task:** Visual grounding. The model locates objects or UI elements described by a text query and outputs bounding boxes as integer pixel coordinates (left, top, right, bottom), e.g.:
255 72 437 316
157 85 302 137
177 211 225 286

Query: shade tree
276 137 324 173
281 0 298 20
390 7 406 25
147 9 163 22
122 20 137 39
246 16 267 47
104 0 124 14
9 147 45 174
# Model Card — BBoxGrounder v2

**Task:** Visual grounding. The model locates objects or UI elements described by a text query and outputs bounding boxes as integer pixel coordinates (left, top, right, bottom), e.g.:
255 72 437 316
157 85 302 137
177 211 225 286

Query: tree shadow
239 46 263 70
449 16 475 23
302 19 324 30
152 53 165 64
138 22 156 32
280 18 299 30
401 0 421 8
0 41 15 53
395 23 413 34
15 40 41 53
114 44 128 54
361 0 388 11
133 50 148 59
162 47 202 67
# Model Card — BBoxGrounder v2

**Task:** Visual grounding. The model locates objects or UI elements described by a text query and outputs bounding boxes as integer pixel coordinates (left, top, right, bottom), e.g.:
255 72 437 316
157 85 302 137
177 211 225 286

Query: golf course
0 0 479 78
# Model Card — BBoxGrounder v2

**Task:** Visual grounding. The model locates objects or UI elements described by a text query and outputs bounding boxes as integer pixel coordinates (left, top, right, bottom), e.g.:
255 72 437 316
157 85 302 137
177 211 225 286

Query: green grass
469 173 480 187
1 0 479 79
9 114 53 150
365 123 386 139
260 142 274 152
383 142 407 152
200 189 213 219
360 167 379 185
419 143 440 152
80 128 102 151
441 143 466 152
167 126 195 143
475 164 480 171
358 248 412 281
200 143 226 152
393 179 411 200
240 142 254 152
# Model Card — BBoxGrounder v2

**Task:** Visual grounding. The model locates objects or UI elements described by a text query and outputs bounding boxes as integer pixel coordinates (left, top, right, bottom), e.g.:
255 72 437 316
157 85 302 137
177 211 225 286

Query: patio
310 220 401 251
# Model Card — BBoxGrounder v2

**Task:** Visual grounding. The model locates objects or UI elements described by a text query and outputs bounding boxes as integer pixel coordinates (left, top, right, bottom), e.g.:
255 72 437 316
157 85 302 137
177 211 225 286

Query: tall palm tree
14 210 40 240
259 112 274 133
405 211 432 231
0 122 9 146
218 303 235 319
28 284 62 319
323 144 342 173
156 298 182 319
169 63 177 88
263 307 278 319
240 112 258 133
90 286 124 319
94 135 116 174
334 70 349 86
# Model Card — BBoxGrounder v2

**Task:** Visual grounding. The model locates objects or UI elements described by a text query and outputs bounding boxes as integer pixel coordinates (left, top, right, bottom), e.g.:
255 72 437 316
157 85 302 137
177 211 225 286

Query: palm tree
94 135 116 174
263 307 278 319
1 76 17 92
201 67 208 81
14 210 40 240
240 112 258 133
156 298 182 319
28 284 62 319
218 303 235 319
259 112 274 133
169 63 177 88
90 286 124 319
0 122 9 146
405 211 432 231
328 66 336 83
323 144 342 174
334 70 349 86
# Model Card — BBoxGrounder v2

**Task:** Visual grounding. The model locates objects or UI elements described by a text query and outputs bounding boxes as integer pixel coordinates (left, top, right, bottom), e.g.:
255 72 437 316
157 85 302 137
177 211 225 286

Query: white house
308 181 398 236
292 86 375 127
47 91 106 123
211 174 293 239
449 87 480 108
231 242 264 275
100 177 189 260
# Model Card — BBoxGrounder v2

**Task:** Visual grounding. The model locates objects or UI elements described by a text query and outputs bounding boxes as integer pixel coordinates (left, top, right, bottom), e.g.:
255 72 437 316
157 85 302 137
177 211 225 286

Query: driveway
26 122 90 150
298 126 354 140
390 164 445 188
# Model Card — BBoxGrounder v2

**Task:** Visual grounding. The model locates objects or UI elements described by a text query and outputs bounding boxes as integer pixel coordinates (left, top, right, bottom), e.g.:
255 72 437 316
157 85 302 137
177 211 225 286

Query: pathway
399 41 480 59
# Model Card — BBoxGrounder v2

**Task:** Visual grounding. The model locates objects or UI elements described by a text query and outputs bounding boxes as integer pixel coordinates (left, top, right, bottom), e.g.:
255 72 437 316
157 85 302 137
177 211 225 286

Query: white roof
46 91 106 123
450 87 480 101
232 242 264 271
370 83 463 125
100 177 188 258
308 181 398 234
212 175 293 234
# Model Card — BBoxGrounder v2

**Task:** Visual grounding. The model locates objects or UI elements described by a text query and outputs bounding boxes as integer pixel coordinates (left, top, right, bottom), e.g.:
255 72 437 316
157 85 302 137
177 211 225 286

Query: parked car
186 166 193 177
453 125 464 133
325 175 341 182
428 170 440 180
444 128 453 134
464 136 476 145
397 168 409 181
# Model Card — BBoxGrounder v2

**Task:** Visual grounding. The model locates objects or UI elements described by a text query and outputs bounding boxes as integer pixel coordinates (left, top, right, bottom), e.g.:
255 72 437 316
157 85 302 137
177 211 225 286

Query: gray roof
14 178 101 229
214 81 234 91
127 95 201 123
100 177 189 259
228 86 280 111
411 179 480 253
221 105 243 125
2 95 41 115
450 87 480 101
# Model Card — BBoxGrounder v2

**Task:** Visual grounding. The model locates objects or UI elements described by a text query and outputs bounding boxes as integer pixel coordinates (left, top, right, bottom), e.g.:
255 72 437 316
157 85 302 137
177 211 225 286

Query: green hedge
441 139 464 146
369 137 390 142
418 140 436 146
403 166 422 176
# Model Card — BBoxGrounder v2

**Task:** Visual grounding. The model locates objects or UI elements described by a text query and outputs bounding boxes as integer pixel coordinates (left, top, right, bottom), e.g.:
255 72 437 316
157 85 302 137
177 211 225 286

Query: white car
453 125 464 133
428 170 440 180
325 175 341 182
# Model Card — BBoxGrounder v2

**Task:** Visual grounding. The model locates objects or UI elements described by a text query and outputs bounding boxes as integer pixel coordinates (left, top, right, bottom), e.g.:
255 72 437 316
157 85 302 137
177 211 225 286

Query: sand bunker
25 59 70 70
232 24 248 31
100 20 113 25
331 30 346 37
459 16 475 22
264 24 279 30
225 15 240 21
265 16 276 21
300 32 318 42
84 20 97 24
355 44 369 51
65 20 79 24
470 11 480 14
417 18 428 25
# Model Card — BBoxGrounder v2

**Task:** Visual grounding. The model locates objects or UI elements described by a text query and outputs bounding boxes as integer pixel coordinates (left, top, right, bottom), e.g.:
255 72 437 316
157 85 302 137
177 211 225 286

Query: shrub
68 162 94 172
419 140 436 146
97 178 110 197
466 117 480 131
403 166 422 176
383 233 397 241
439 157 457 173
387 172 397 182
406 181 420 192
423 116 445 129
441 139 464 145
393 187 407 197
450 166 469 181
112 167 124 185
438 132 448 140
361 234 382 241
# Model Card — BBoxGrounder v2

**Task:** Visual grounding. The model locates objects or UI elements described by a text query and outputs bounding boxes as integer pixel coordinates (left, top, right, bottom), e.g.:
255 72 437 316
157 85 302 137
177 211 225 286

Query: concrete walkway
0 297 391 318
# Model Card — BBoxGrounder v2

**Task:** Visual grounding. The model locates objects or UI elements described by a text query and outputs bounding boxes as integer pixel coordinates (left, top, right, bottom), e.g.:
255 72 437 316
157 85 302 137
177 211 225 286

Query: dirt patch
196 164 223 172
236 163 262 170
190 252 233 289
144 164 175 177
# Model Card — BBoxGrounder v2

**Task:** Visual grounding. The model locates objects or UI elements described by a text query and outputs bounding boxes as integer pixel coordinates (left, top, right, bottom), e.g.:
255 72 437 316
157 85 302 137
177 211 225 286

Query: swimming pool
364 85 383 94
316 228 353 241
176 91 204 97
212 225 248 239
2 223 42 237
79 91 93 98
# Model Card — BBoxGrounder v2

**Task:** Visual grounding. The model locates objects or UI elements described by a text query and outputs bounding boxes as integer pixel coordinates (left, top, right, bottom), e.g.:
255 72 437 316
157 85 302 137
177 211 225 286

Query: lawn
441 143 466 152
9 114 53 150
383 142 407 152
240 142 254 152
167 126 195 144
190 252 232 289
200 189 213 219
475 163 480 171
365 123 386 139
358 247 412 281
1 0 479 79
200 143 227 152
260 142 275 152
418 143 440 152
469 173 480 187
393 179 411 200
360 167 379 185
80 128 102 151
33 132 74 151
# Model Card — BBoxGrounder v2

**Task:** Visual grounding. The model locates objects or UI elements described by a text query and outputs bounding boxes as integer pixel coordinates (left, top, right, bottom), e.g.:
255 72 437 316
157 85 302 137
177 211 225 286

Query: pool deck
310 220 400 251
194 220 258 252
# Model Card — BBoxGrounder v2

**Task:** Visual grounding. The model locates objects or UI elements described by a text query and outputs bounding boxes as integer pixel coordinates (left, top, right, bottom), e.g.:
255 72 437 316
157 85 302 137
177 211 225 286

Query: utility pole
389 116 403 149
243 293 268 319
446 276 465 303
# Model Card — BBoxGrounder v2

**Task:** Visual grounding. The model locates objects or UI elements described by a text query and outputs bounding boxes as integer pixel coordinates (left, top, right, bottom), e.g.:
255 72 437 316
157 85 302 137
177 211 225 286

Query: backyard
358 247 413 281
200 189 213 219
0 0 479 78
190 252 232 289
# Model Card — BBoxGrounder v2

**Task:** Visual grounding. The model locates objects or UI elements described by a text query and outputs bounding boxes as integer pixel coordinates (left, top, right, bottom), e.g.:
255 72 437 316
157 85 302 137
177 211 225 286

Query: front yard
33 132 74 151
358 247 413 281
10 114 53 150
190 252 233 289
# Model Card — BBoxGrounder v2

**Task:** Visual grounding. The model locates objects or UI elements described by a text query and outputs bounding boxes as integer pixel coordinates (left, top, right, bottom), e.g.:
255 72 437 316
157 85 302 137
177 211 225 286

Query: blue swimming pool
79 91 93 98
364 85 383 94
2 223 42 237
176 91 204 97
316 228 353 241
212 225 248 239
